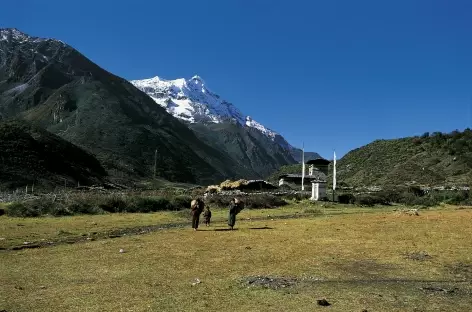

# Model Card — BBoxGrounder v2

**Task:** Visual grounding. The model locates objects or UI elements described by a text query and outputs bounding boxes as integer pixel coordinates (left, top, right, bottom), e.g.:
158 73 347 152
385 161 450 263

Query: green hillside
336 130 472 187
267 130 472 189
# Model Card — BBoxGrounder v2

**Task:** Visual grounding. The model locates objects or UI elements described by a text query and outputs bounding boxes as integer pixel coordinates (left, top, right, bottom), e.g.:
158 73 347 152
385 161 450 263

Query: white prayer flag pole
332 150 336 201
301 143 305 191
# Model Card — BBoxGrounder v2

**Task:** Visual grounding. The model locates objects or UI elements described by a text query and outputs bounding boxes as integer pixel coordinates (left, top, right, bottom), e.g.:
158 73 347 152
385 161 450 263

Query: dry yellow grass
1 206 472 311
0 202 377 249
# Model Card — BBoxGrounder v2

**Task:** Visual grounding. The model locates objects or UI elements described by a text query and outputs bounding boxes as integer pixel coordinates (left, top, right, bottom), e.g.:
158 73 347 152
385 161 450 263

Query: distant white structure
278 157 331 201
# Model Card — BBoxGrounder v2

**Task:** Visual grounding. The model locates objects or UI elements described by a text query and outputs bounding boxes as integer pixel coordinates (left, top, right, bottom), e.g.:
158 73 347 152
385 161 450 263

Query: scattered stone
14 285 24 290
317 299 331 306
191 278 201 286
407 209 420 216
245 276 298 290
23 242 30 245
0 238 5 240
245 246 251 250
404 251 432 261
39 286 46 289
119 249 125 253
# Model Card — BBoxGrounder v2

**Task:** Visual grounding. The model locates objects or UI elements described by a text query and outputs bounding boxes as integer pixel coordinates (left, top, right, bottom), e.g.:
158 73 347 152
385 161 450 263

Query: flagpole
301 143 305 191
332 150 336 202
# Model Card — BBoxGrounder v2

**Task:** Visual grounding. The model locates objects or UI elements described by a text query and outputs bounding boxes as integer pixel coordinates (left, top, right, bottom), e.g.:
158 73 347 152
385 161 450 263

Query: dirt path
1 212 315 252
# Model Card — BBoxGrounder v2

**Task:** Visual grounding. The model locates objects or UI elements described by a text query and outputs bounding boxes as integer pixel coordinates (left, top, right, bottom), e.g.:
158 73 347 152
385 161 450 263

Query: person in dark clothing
203 206 212 226
190 198 205 231
228 198 244 230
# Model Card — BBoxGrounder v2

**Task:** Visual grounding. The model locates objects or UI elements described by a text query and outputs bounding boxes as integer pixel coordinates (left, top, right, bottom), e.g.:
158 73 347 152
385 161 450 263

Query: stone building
278 157 331 200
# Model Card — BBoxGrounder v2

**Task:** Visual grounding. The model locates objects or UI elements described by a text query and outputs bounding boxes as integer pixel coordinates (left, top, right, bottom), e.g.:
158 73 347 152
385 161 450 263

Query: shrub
283 192 310 201
399 192 417 206
127 197 174 213
338 193 355 204
411 196 440 207
50 203 74 216
354 194 389 207
376 189 403 204
245 194 287 209
68 201 102 215
407 186 425 197
6 199 56 217
171 195 192 210
7 202 41 217
205 195 231 207
278 184 293 191
205 194 287 209
98 196 127 213
443 190 469 205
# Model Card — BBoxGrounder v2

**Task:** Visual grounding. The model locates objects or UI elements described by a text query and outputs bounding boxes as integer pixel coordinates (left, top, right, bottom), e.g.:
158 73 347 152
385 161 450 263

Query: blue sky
1 0 471 159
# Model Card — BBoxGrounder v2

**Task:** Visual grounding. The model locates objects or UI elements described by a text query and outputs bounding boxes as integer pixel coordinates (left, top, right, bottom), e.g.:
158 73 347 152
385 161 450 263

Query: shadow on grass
212 226 274 231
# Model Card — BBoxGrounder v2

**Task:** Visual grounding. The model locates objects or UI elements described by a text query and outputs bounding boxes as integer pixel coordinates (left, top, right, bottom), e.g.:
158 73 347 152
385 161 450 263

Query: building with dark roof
278 157 331 200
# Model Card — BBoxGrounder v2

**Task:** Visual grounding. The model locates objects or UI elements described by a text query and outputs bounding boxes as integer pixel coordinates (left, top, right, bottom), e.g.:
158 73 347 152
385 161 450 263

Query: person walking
203 205 212 226
190 198 205 231
228 198 244 230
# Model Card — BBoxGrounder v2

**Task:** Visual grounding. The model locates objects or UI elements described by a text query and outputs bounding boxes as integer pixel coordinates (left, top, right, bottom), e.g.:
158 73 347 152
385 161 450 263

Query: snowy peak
130 75 279 139
189 75 205 85
0 28 64 45
0 28 30 42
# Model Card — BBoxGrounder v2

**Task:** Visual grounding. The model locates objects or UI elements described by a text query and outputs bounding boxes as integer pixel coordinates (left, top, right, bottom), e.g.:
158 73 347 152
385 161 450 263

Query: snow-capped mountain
130 75 280 141
0 27 319 185
0 28 63 45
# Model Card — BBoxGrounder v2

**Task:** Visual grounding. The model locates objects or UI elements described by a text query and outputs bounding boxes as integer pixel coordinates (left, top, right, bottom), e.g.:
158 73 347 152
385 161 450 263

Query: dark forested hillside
0 120 107 189
189 122 297 180
0 28 241 185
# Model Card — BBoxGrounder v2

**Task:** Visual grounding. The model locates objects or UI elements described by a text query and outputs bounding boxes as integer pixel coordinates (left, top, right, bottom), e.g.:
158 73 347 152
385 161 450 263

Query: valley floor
1 204 472 311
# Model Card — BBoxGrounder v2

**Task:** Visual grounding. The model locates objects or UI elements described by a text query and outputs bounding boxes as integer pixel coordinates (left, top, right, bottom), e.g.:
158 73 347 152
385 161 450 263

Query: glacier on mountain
130 75 279 140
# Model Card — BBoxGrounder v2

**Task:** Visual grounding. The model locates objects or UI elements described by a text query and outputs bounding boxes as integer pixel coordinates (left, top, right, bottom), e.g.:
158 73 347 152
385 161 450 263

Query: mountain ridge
0 28 243 185
130 75 321 162
0 28 316 186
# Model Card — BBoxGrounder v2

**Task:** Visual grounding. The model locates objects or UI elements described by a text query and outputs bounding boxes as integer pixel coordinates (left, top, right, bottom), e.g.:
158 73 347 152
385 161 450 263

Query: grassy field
1 203 472 311
0 202 384 250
